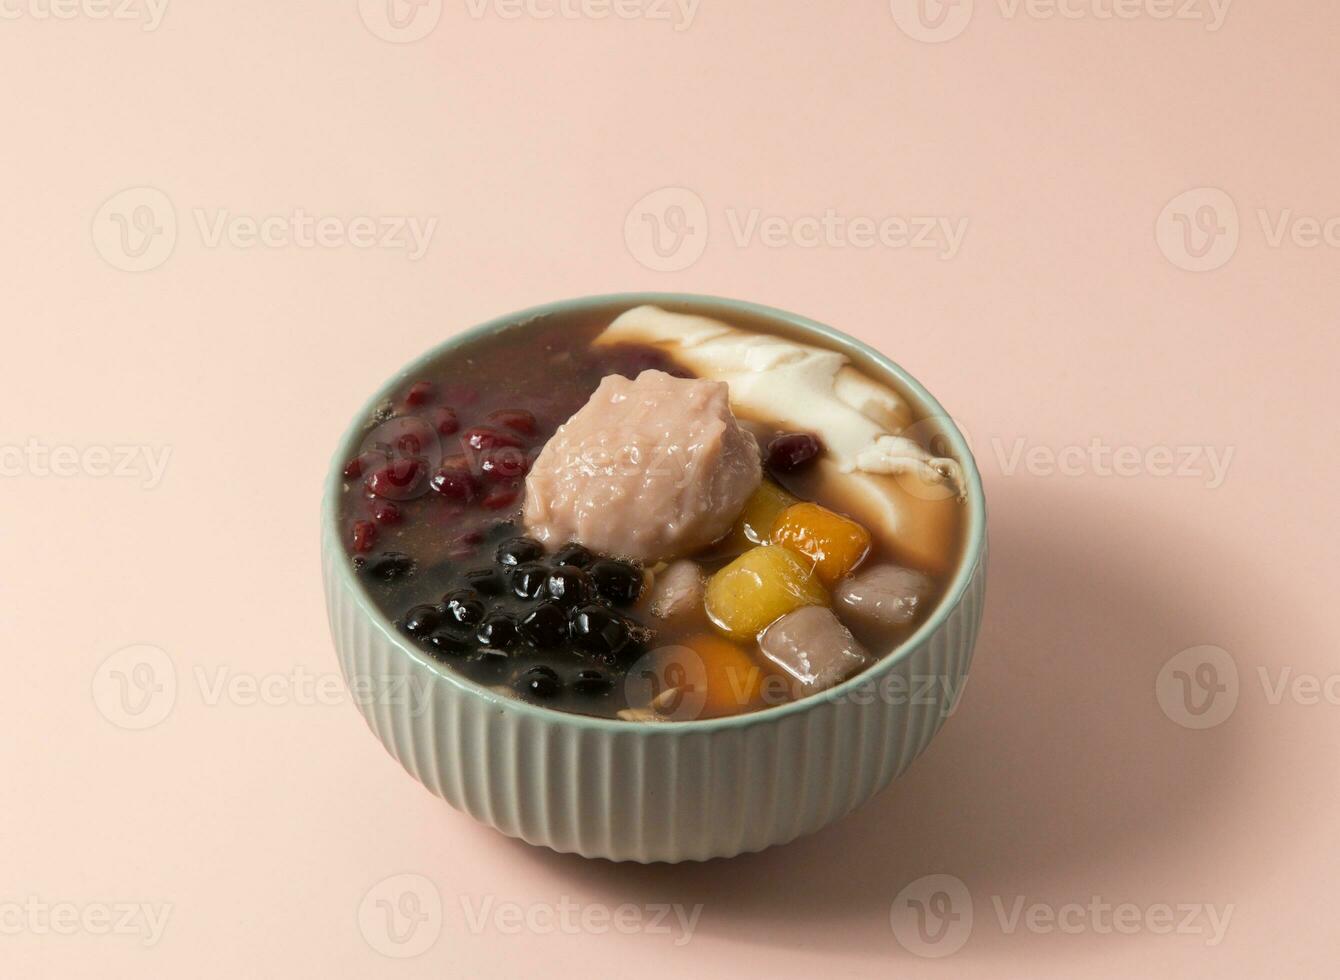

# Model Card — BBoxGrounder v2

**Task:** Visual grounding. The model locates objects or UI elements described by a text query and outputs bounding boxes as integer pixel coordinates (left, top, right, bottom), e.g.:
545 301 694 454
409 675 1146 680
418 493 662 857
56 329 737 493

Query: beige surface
2 1 1337 976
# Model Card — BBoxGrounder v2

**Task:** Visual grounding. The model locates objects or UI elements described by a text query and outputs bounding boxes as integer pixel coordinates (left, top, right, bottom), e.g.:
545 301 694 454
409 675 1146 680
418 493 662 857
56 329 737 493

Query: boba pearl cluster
394 536 652 703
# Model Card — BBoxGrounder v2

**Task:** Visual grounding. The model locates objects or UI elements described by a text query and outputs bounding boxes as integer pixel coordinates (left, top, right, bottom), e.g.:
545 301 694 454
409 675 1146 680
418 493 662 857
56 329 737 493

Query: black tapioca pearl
572 669 613 696
543 565 590 605
569 604 634 661
398 604 442 638
553 542 595 568
516 665 561 700
463 567 506 596
441 589 486 626
363 551 415 582
495 536 545 566
476 613 520 650
519 603 568 649
423 628 471 658
509 562 549 600
589 559 643 605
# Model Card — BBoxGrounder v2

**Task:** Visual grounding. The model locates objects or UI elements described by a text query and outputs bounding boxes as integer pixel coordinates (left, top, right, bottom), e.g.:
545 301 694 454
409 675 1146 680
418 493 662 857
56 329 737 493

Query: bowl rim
323 291 987 735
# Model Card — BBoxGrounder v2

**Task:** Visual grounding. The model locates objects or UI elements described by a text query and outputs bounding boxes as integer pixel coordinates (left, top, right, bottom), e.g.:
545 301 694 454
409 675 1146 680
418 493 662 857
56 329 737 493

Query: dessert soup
337 301 967 721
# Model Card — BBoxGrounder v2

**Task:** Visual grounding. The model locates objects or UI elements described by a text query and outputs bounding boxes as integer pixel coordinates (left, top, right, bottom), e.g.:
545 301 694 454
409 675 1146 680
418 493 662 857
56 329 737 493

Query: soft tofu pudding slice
523 370 762 562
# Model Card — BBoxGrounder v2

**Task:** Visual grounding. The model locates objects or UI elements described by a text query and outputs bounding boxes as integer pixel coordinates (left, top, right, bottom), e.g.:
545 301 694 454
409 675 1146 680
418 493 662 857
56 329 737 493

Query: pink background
2 1 1337 976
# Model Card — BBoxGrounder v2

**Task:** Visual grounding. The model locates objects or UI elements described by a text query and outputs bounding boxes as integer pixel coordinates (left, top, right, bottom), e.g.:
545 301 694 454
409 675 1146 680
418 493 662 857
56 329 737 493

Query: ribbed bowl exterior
321 292 987 863
322 526 986 863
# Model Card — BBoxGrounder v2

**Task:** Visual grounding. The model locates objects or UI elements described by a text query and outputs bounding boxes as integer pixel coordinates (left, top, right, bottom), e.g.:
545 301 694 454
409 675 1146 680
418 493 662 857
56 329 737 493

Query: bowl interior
323 292 987 733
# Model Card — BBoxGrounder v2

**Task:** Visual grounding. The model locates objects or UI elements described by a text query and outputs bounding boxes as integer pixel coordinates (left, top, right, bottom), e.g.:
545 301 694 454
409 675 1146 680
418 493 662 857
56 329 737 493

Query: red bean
406 381 435 406
488 409 537 435
766 433 823 474
351 520 377 553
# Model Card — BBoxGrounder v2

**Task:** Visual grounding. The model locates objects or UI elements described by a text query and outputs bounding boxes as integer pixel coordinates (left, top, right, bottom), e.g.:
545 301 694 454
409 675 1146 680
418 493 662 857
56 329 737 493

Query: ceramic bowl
321 293 987 862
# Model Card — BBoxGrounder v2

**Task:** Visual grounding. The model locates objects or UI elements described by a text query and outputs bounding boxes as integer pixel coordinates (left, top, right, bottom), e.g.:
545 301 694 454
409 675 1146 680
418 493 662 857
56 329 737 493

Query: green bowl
322 293 987 862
